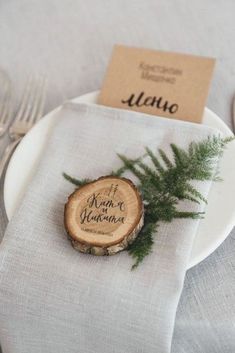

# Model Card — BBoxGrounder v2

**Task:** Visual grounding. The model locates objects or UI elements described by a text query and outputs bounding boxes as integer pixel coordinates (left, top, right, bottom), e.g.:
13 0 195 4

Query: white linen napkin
0 103 219 353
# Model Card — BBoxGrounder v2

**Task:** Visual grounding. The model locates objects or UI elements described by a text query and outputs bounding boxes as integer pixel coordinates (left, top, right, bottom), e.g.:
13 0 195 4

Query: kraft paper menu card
98 45 215 123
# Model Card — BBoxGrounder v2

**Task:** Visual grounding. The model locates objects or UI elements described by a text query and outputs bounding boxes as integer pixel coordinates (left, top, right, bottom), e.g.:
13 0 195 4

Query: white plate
4 91 235 269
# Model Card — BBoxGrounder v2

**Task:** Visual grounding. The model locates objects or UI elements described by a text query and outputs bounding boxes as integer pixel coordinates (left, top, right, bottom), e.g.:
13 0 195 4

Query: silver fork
0 70 11 138
0 76 46 179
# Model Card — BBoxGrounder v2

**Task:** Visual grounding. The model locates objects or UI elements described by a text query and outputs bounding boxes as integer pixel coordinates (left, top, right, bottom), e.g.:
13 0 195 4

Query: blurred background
0 0 234 127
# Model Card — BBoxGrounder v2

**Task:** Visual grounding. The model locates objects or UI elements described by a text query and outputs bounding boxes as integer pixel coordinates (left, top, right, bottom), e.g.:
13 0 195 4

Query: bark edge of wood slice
64 176 144 256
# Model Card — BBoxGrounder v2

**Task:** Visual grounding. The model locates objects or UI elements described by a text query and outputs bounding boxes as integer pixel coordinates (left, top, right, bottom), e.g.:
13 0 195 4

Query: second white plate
4 91 235 269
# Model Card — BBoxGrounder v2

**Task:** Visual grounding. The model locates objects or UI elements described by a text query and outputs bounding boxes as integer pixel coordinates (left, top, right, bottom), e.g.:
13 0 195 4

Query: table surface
0 1 235 352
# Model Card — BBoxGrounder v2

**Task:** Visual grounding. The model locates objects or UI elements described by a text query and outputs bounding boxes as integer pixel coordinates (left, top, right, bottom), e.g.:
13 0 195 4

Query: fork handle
0 139 21 180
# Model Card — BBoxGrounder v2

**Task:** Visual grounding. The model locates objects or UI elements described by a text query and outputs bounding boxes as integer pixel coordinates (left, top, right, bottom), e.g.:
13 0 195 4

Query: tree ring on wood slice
64 176 144 256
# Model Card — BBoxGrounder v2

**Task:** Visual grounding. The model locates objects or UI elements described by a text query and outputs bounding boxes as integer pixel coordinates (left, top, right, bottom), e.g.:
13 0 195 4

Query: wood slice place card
98 45 215 123
64 176 144 256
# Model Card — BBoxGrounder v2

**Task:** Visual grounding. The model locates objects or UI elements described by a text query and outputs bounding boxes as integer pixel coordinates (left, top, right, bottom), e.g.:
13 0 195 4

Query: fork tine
0 90 9 123
0 77 11 122
30 76 47 123
34 78 47 122
20 81 39 123
14 76 34 122
1 91 11 124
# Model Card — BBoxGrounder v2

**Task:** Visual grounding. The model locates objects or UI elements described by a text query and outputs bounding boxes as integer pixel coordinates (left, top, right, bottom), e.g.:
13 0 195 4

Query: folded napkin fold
0 103 219 353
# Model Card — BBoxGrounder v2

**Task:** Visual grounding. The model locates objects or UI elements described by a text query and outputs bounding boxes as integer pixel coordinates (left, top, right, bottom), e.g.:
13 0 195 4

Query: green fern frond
184 183 207 203
63 173 90 187
158 149 173 168
174 211 204 219
63 135 232 269
137 161 159 181
117 154 146 182
145 147 165 175
181 194 201 204
112 157 142 177
171 144 190 167
128 222 156 270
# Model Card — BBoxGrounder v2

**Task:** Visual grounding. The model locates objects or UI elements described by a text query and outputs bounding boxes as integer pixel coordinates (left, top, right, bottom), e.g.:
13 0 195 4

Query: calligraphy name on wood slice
64 176 144 256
